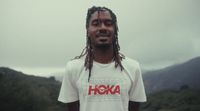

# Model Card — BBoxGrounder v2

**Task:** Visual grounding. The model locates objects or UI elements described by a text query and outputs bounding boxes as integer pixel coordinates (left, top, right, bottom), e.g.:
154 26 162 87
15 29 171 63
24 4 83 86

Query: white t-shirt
58 57 146 111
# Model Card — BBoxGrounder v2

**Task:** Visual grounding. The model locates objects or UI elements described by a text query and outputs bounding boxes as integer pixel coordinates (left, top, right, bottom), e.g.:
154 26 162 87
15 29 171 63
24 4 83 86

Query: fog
0 0 199 76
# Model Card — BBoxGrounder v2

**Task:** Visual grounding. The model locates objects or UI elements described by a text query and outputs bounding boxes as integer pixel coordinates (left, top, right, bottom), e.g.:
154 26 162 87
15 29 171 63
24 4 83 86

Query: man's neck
93 46 114 64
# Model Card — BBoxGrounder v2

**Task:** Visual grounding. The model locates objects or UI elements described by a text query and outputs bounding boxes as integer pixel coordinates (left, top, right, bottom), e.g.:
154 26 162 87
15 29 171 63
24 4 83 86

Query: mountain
0 67 66 111
143 56 200 93
141 89 200 111
1 57 200 111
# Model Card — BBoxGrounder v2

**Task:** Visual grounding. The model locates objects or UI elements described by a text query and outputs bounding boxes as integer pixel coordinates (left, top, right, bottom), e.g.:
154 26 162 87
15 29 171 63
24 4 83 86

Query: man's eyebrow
92 19 99 22
92 18 112 22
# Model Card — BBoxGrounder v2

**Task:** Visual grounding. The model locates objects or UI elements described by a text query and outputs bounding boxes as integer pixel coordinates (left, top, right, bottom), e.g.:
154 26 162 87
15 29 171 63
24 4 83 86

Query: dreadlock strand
88 44 94 82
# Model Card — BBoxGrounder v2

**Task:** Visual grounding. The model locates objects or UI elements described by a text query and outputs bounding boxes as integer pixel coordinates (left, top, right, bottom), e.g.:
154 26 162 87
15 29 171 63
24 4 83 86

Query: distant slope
141 89 200 111
143 57 200 93
0 67 65 111
1 62 200 111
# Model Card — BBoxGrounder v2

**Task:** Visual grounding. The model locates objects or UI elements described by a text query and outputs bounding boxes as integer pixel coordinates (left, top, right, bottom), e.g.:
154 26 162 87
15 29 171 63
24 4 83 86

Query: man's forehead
90 10 112 21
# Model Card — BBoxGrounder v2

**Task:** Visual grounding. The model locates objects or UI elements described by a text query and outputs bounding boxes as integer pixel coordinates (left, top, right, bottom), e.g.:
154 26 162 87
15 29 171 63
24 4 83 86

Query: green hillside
0 67 200 111
141 88 200 111
0 67 66 111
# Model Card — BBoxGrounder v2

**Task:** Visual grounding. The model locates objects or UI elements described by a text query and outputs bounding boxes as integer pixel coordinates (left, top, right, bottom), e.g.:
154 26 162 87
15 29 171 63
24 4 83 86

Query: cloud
0 0 199 71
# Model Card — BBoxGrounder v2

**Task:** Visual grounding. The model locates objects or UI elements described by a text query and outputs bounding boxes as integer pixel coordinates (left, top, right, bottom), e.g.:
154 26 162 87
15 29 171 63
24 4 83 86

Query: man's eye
92 21 99 26
105 20 113 26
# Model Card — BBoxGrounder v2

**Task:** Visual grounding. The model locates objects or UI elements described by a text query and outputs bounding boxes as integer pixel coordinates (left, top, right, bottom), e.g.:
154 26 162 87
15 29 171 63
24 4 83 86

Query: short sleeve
129 63 147 102
58 62 79 103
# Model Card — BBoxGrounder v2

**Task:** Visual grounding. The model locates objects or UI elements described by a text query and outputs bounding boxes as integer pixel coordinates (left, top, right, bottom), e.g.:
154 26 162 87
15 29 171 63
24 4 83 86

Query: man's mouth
97 36 110 43
96 33 110 38
99 38 108 42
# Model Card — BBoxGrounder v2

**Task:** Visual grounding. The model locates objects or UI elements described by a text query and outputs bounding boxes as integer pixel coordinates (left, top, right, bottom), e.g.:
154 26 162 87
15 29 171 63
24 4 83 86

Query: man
58 6 147 111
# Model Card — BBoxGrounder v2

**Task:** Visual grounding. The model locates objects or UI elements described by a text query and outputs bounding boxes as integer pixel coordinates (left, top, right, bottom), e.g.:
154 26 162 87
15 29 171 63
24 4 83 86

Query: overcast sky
0 0 200 76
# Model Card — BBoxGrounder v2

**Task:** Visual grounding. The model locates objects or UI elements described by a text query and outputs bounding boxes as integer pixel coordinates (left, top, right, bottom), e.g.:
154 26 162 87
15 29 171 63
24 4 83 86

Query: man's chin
95 43 112 49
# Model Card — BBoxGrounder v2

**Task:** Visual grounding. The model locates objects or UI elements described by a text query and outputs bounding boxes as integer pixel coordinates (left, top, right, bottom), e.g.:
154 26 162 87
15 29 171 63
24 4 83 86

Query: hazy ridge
0 56 200 111
143 56 200 93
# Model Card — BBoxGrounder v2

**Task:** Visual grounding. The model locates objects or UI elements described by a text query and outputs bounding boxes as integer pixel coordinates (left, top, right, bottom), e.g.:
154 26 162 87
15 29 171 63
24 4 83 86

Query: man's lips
96 34 111 42
96 33 111 38
97 35 110 42
98 37 109 42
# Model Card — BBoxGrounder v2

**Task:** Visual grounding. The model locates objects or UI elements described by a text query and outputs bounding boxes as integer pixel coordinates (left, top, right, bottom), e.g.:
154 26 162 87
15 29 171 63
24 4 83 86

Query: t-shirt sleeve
58 62 79 103
129 63 147 102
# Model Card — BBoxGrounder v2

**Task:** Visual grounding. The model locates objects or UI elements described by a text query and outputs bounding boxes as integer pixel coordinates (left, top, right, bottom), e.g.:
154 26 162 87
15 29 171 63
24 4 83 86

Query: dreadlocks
75 6 124 81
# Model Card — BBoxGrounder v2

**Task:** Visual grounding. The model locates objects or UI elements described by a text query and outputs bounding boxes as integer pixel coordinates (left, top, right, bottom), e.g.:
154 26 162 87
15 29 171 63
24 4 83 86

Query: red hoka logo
88 84 120 95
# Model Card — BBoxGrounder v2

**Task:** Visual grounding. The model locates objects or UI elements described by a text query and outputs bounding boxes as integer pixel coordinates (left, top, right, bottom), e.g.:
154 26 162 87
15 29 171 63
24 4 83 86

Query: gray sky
0 0 200 76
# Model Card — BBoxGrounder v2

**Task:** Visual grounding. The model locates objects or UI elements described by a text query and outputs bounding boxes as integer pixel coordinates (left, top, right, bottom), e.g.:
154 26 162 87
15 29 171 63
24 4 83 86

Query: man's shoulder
67 58 84 65
122 56 140 67
65 57 85 70
122 57 139 65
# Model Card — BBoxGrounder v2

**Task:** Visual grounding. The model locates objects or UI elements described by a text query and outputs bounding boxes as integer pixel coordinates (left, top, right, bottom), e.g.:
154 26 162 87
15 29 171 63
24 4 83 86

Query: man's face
87 10 115 48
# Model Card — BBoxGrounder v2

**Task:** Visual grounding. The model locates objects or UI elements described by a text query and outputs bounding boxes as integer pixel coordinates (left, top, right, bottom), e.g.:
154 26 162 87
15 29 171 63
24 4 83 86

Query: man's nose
99 28 107 33
99 22 107 29
98 23 107 33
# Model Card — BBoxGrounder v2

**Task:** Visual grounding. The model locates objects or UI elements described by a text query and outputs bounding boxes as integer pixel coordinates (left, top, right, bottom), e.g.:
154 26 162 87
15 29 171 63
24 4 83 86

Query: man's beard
94 43 112 50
